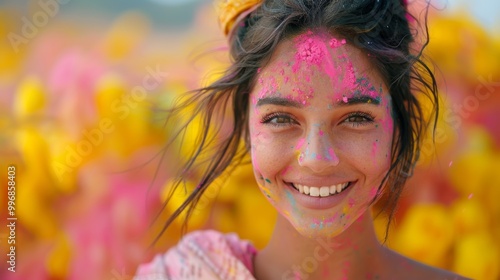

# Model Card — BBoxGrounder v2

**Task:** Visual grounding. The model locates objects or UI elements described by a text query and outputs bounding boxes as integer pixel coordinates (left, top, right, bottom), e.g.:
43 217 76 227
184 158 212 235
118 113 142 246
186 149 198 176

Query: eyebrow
337 95 381 106
256 96 303 108
255 95 381 107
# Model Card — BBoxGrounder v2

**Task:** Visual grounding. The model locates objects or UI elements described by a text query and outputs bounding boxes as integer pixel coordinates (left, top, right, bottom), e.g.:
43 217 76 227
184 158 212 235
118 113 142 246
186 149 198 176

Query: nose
297 126 340 173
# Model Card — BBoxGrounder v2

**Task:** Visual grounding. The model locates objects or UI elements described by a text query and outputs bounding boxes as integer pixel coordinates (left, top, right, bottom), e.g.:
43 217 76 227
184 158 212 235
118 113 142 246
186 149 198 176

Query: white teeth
329 185 336 194
309 187 320 197
293 182 350 197
336 184 342 193
320 187 330 197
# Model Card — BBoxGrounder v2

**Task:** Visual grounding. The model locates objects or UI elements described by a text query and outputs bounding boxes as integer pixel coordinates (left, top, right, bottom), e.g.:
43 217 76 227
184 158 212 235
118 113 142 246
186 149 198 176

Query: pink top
134 230 257 280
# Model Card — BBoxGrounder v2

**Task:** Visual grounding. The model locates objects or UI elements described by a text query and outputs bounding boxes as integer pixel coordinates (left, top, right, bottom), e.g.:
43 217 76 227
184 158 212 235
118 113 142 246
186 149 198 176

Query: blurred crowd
0 2 499 280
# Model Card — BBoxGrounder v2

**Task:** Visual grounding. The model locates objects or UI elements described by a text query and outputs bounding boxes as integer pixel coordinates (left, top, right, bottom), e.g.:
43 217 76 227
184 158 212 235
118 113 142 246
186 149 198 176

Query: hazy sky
1 0 498 32
445 0 500 32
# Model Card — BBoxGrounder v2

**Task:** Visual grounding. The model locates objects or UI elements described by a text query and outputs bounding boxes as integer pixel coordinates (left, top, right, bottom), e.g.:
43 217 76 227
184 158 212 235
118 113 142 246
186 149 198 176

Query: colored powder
371 141 378 162
468 193 474 199
348 198 355 208
296 138 306 150
295 37 326 66
369 187 377 199
342 205 349 215
323 213 339 224
328 147 338 162
281 166 292 176
329 38 347 48
285 190 298 213
265 178 271 184
319 129 324 136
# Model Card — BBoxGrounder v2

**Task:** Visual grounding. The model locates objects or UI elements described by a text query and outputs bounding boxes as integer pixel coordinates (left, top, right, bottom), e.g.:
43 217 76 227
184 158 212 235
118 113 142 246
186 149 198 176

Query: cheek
249 119 289 180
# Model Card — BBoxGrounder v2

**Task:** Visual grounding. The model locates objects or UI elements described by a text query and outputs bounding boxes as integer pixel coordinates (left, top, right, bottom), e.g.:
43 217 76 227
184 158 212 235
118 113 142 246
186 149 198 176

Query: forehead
251 30 387 106
256 30 384 91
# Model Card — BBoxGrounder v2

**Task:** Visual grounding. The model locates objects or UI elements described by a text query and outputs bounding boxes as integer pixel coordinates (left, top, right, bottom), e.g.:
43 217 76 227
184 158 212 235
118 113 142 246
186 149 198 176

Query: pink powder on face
323 213 339 224
296 38 325 65
342 96 348 103
369 187 377 199
292 31 329 74
383 96 394 132
319 129 324 136
348 198 355 208
328 147 338 161
372 141 378 161
281 166 292 176
329 38 347 48
296 138 306 150
291 86 311 105
342 61 357 91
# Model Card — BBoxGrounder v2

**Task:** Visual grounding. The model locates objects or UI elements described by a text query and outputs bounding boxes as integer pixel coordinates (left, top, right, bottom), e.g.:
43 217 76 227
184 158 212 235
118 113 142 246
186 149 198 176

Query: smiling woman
249 31 394 240
135 0 469 279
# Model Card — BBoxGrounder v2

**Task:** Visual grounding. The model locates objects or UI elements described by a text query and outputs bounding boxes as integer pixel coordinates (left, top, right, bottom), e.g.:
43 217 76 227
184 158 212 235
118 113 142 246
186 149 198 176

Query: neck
255 211 385 280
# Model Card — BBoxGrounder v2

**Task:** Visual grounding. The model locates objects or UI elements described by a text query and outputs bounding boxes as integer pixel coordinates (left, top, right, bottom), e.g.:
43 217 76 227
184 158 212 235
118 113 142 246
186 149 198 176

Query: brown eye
274 116 292 124
343 112 375 127
261 113 297 127
345 115 367 123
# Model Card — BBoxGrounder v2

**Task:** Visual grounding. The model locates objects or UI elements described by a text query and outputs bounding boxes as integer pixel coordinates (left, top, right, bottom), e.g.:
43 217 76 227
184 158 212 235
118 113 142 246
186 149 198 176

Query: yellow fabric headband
216 0 262 37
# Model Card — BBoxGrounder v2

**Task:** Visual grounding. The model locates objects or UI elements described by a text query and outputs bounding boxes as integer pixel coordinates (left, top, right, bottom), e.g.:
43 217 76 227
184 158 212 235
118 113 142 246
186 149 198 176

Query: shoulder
383 248 471 280
134 230 257 280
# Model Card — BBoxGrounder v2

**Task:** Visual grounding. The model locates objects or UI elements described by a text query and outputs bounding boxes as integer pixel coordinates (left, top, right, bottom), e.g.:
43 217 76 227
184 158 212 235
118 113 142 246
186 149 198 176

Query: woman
135 0 469 279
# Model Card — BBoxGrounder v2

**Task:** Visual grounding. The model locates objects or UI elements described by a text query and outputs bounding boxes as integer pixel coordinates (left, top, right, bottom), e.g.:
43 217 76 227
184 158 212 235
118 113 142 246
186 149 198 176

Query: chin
298 225 346 240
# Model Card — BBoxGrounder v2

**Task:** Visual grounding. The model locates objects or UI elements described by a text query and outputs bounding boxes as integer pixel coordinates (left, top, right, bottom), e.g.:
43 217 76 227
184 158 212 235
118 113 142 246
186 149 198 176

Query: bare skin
248 30 468 280
254 213 468 279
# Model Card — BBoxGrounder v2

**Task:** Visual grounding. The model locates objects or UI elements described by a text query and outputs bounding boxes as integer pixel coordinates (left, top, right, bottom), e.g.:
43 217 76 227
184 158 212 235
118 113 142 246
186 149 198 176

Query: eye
261 112 298 127
342 112 375 127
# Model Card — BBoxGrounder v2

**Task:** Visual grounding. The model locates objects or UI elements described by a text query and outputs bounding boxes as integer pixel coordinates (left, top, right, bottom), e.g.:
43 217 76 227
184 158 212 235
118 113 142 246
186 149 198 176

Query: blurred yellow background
0 0 499 279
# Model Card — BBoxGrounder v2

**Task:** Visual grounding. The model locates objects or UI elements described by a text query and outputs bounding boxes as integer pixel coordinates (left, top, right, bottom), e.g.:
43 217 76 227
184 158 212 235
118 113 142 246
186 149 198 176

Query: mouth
290 182 353 198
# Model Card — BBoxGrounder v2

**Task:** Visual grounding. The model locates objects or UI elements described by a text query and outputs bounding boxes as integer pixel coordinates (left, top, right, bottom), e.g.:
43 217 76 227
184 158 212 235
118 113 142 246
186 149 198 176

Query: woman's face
248 30 394 238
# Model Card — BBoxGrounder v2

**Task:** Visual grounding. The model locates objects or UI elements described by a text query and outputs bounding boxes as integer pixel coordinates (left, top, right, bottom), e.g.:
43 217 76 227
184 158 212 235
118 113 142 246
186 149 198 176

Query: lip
284 180 356 210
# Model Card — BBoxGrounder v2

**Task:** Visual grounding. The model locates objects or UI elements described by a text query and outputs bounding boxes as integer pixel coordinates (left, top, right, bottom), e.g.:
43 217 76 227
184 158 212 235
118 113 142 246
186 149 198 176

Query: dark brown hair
153 0 438 244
